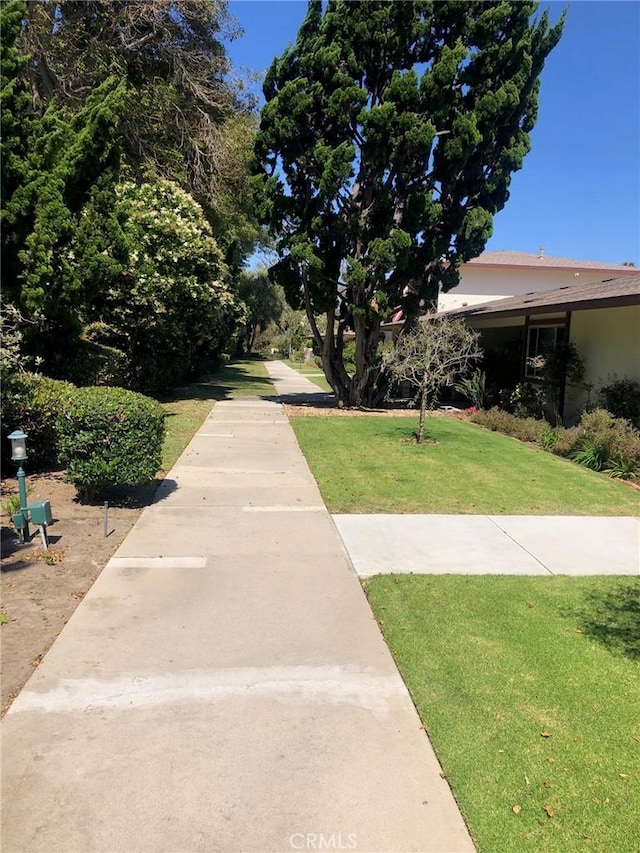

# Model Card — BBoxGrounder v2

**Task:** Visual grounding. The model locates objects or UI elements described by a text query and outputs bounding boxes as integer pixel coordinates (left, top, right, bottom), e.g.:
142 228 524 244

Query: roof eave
457 293 640 320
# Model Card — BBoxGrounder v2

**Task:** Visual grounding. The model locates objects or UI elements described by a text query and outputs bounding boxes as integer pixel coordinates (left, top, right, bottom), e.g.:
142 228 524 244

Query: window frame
522 317 568 382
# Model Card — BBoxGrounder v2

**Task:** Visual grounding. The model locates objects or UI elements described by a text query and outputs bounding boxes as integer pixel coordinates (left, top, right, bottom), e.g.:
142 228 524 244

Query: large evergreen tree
2 0 255 379
1 75 127 362
236 268 286 353
20 0 257 263
1 0 127 366
254 0 564 406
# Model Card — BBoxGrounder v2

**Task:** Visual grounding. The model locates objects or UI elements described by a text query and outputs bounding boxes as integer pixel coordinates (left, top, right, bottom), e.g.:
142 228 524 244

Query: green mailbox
29 500 53 526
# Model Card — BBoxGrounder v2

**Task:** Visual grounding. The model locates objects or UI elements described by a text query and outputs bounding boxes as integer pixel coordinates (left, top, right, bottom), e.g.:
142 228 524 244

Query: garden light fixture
8 429 27 462
8 429 30 542
7 429 53 548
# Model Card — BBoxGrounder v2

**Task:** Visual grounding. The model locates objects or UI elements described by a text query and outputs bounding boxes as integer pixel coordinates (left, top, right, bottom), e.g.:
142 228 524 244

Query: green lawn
282 358 334 392
159 358 273 472
290 415 640 516
364 575 640 853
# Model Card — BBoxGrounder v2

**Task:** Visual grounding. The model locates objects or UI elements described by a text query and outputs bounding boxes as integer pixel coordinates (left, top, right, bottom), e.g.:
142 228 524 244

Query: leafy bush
598 378 640 427
57 386 166 501
342 341 356 373
575 409 640 479
62 337 130 388
550 426 581 458
470 407 513 433
470 408 543 443
470 406 640 479
1 373 76 469
541 341 585 385
510 382 545 419
513 416 543 444
571 440 609 472
580 409 625 440
537 423 560 450
76 179 243 394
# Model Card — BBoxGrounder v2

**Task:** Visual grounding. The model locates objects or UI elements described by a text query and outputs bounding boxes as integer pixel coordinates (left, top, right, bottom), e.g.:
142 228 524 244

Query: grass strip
290 415 640 516
159 358 273 472
364 574 640 853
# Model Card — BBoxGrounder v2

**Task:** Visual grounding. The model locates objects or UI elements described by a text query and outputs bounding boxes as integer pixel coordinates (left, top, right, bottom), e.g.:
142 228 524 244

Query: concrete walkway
2 363 474 853
264 362 638 578
334 514 640 577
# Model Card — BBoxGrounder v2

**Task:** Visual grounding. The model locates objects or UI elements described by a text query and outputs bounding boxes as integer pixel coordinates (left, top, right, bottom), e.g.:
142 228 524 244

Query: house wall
439 266 630 311
565 305 640 422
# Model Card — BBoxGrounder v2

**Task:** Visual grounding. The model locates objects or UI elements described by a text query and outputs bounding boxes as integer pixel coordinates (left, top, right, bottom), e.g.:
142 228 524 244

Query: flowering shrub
78 179 244 393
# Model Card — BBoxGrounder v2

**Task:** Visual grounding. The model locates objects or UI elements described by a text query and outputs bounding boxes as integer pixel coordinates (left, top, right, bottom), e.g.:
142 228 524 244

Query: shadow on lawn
579 582 640 661
167 365 275 401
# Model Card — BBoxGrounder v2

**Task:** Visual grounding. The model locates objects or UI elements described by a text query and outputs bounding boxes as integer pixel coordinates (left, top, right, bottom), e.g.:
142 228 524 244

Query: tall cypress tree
1 65 127 364
1 0 32 291
255 0 564 406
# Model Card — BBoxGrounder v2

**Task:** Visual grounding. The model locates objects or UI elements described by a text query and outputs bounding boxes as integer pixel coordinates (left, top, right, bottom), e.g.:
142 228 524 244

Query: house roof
465 250 640 273
445 275 640 320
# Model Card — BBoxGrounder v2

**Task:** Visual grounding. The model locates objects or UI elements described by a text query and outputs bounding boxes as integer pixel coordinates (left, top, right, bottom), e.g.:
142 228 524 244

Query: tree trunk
300 265 385 408
349 312 382 407
247 323 257 353
417 385 428 444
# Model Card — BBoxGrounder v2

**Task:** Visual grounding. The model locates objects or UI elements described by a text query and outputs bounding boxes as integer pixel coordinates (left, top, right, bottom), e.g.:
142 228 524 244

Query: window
525 324 566 379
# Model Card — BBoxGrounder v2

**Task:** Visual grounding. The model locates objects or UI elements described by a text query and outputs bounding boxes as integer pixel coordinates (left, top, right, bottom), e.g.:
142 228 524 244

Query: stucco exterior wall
439 266 630 311
564 306 640 422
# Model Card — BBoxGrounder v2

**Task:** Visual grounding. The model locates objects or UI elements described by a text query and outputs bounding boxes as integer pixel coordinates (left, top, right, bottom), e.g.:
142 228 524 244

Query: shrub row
598 378 640 428
2 373 77 468
2 373 165 500
469 408 640 479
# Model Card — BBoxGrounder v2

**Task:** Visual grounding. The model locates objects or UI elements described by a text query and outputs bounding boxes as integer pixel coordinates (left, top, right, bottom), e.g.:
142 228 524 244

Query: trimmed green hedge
57 386 166 500
1 373 76 468
63 338 130 388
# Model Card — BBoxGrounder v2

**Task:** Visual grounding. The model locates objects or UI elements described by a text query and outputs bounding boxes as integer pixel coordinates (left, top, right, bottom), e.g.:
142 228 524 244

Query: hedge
57 386 166 501
1 373 76 469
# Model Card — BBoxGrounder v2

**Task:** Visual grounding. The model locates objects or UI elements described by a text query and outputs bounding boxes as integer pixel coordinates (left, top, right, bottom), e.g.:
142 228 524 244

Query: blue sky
228 1 639 265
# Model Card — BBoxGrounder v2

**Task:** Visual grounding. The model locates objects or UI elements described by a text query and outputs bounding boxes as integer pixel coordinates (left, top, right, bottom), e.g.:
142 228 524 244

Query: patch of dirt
0 470 151 717
282 402 421 418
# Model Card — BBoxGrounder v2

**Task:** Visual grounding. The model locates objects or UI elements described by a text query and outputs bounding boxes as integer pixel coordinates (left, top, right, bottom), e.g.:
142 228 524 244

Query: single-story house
444 274 640 422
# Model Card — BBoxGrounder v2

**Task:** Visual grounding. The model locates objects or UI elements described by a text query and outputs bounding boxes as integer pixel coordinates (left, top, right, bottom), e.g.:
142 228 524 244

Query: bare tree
384 317 482 444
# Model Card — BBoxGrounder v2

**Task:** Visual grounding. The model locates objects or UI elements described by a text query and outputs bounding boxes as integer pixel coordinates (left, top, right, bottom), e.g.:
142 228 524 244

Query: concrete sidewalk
267 361 638 578
334 514 640 577
2 364 473 852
